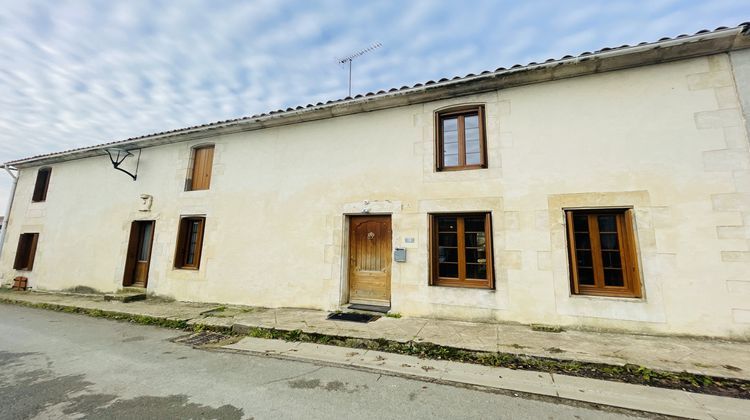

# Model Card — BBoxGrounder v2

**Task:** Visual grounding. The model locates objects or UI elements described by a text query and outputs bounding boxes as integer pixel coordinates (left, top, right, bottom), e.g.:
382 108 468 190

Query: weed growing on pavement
3 296 748 399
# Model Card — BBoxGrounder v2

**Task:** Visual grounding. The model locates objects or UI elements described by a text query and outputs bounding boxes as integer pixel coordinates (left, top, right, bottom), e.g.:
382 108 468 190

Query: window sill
174 266 200 271
437 165 487 172
430 282 494 290
569 293 643 302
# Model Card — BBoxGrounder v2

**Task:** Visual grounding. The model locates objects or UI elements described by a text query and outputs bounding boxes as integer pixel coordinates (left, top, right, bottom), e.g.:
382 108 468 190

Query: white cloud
0 0 747 215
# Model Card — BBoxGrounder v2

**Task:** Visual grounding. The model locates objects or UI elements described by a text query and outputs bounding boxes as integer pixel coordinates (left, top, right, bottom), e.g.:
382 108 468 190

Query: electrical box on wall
394 247 407 262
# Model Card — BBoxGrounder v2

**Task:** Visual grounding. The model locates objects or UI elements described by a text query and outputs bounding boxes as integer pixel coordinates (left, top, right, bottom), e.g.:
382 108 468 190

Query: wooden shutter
190 218 206 269
32 168 51 202
122 222 140 285
13 233 39 270
174 218 189 268
190 146 214 190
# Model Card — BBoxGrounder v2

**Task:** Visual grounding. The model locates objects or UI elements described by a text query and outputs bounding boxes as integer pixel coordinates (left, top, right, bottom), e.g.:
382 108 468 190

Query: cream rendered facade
2 30 750 339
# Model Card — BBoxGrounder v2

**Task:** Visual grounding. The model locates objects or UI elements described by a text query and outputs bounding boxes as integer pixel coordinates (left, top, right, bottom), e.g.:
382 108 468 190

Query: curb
2 296 748 401
0 296 190 330
220 336 750 420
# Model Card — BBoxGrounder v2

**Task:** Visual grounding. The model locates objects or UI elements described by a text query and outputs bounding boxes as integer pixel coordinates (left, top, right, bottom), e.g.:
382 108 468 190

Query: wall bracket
105 148 141 181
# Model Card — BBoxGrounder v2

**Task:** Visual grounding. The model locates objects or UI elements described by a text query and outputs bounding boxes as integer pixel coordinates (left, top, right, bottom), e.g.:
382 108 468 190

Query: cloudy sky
0 0 747 215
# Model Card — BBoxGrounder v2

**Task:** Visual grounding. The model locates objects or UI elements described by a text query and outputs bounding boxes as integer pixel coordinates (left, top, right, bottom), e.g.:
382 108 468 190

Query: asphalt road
0 305 648 419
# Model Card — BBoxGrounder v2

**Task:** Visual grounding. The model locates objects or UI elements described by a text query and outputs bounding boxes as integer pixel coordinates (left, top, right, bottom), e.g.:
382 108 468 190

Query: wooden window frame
13 233 39 271
185 145 214 191
565 209 642 298
174 216 206 270
435 105 487 171
429 213 494 289
32 167 52 202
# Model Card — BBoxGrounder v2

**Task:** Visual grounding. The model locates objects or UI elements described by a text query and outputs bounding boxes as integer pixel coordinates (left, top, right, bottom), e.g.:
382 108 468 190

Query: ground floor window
565 209 642 298
430 213 494 289
174 217 205 269
13 233 39 271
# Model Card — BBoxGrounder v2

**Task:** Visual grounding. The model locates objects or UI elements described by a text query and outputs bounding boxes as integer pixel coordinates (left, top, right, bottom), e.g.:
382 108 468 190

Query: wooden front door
348 215 392 305
123 221 155 288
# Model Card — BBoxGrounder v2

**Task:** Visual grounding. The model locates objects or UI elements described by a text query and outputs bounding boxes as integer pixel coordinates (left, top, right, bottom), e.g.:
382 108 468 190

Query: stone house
1 25 750 339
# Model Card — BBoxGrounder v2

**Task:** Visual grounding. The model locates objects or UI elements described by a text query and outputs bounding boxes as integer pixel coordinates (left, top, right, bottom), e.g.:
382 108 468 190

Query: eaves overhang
4 23 750 169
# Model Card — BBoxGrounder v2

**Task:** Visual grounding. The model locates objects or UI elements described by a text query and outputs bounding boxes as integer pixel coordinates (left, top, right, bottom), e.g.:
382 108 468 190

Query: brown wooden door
348 215 392 305
123 221 155 288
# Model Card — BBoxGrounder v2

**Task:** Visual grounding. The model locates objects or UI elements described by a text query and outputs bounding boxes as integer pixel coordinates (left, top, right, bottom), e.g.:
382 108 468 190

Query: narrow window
186 145 214 191
565 209 642 298
32 167 51 202
430 213 494 288
13 233 39 271
174 217 206 269
435 106 487 171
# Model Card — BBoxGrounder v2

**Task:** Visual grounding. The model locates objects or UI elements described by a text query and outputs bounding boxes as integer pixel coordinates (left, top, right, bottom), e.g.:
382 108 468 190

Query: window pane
465 232 486 247
186 221 199 264
138 223 152 261
599 233 618 250
604 268 624 286
443 141 458 156
464 216 485 232
574 233 590 249
598 215 617 232
578 267 595 285
573 215 588 232
444 154 459 166
442 117 458 132
464 114 479 129
465 247 486 263
443 129 458 145
465 127 479 142
466 139 480 154
576 249 592 268
466 153 481 165
438 247 458 263
601 251 622 268
439 263 458 278
437 217 457 232
438 233 457 246
466 264 487 279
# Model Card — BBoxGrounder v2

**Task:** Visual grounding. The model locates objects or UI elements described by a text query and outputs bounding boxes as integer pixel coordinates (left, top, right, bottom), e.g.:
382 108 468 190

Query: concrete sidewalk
221 336 750 420
2 289 749 381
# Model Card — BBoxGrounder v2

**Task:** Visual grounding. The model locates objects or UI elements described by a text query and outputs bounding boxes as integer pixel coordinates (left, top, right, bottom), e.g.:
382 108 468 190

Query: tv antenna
337 42 382 97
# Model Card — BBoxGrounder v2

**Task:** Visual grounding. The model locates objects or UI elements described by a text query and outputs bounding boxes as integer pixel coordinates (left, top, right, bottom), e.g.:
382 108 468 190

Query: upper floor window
14 233 39 271
565 209 642 298
186 145 214 191
430 213 494 289
32 167 51 202
435 106 487 171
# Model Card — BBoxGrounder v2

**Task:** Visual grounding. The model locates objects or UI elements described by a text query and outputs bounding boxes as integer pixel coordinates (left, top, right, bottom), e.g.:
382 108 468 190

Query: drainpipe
0 165 19 261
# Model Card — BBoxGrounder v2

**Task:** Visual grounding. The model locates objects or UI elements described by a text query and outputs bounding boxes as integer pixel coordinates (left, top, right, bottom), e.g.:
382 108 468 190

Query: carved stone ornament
139 194 153 212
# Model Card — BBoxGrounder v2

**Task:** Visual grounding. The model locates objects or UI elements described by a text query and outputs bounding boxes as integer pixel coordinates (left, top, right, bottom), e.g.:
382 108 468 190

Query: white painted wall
1 53 749 339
